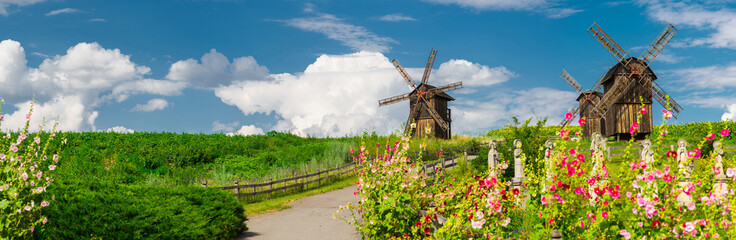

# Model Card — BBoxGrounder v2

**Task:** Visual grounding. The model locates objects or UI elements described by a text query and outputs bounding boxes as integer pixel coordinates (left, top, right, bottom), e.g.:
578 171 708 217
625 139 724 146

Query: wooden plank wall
606 103 653 135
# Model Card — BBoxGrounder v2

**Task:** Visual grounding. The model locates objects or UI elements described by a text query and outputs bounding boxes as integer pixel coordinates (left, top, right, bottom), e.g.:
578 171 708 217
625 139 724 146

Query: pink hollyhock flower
629 127 636 135
577 154 584 162
661 128 668 136
548 218 555 225
640 106 647 114
602 211 608 219
565 112 573 120
706 133 715 141
569 148 576 155
42 217 47 224
632 122 639 128
662 109 672 119
684 222 695 233
722 128 730 137
580 221 585 228
619 229 631 239
578 118 585 125
541 196 548 206
575 187 584 195
632 208 638 214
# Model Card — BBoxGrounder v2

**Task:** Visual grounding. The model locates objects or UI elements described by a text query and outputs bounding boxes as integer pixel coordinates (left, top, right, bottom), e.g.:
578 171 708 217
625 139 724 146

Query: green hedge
38 181 247 240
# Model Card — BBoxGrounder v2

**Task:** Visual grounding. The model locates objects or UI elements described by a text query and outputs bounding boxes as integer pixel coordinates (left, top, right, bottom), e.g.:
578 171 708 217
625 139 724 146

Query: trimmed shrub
38 180 246 240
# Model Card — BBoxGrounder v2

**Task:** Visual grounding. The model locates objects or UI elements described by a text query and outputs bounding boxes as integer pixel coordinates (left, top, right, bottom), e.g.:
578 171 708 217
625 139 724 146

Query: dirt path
236 185 361 240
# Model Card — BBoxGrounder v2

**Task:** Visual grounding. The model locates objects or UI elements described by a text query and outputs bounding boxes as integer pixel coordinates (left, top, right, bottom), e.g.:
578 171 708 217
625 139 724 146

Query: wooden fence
218 162 357 199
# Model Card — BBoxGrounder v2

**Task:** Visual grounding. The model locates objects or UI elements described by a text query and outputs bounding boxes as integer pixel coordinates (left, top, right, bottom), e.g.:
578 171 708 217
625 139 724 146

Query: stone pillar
676 139 693 206
543 140 554 192
713 140 729 200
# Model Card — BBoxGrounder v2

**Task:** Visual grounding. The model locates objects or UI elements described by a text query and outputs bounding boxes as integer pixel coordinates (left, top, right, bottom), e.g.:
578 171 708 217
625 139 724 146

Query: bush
39 180 247 240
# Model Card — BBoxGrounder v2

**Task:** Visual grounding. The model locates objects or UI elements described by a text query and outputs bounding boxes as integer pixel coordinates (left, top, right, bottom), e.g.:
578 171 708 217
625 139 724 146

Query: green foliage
486 117 555 182
38 180 247 240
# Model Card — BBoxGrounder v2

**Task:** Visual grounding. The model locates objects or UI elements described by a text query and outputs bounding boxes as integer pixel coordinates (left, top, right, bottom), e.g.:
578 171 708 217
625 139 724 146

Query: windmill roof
600 57 658 85
410 83 456 101
576 90 603 102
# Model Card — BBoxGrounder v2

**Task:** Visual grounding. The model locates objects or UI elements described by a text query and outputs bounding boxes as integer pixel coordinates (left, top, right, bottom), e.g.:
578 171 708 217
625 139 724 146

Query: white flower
501 218 511 227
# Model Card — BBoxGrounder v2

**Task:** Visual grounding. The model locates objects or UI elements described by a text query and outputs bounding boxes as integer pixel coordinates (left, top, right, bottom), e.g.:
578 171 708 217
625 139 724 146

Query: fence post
318 167 321 186
607 147 611 162
234 179 239 196
269 177 273 199
550 229 562 240
252 179 256 200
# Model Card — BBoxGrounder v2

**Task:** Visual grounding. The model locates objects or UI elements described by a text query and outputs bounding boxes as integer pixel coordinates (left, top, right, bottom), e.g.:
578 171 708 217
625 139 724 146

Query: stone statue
640 139 654 164
714 140 726 180
488 140 501 177
590 132 601 151
676 139 691 178
513 139 524 184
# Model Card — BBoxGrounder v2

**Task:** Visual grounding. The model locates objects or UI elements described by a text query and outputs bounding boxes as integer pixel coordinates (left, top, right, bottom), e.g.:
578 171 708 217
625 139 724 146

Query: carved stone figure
640 139 654 164
714 140 726 180
488 140 501 177
513 139 524 183
676 139 691 178
590 132 601 151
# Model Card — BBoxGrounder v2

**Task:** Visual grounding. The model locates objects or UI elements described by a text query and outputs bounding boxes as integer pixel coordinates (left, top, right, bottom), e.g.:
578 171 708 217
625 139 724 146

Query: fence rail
218 163 356 198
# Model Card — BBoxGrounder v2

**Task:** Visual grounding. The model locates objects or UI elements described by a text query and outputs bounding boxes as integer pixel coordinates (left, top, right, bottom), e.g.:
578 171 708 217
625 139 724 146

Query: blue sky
0 0 735 136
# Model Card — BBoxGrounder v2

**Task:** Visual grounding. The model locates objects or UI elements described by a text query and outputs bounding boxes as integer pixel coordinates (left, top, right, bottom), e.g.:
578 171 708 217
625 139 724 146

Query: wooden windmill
559 69 605 138
378 49 463 139
585 23 684 140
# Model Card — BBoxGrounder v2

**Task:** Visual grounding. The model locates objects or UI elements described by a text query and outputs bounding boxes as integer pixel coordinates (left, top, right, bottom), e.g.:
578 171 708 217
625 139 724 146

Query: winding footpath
236 185 361 240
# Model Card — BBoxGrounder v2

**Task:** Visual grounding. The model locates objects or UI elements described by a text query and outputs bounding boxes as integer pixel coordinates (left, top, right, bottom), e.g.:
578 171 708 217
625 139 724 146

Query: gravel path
236 185 361 240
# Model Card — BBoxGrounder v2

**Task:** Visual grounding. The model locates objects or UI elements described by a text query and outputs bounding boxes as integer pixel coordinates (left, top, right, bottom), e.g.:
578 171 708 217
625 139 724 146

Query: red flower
601 211 608 219
666 150 677 158
425 215 432 223
577 153 585 162
578 118 585 125
603 200 609 206
549 218 555 225
512 188 520 195
651 220 660 228
416 221 423 227
424 227 431 234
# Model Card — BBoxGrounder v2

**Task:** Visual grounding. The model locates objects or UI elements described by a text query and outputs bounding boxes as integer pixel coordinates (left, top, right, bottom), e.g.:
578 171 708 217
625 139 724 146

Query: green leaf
0 199 7 210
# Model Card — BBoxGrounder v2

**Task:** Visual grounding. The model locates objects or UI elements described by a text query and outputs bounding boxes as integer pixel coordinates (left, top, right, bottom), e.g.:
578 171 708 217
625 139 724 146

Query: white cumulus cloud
723 104 736 121
106 126 134 134
0 39 182 131
212 50 523 137
434 59 517 87
131 98 169 112
228 125 265 136
166 49 268 88
673 63 736 90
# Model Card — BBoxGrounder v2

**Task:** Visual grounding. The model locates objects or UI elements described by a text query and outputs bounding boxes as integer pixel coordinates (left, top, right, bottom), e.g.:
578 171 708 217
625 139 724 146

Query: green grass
242 175 358 216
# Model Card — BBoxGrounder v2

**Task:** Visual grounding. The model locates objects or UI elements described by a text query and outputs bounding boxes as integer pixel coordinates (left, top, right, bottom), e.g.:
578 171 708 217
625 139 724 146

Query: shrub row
38 180 247 240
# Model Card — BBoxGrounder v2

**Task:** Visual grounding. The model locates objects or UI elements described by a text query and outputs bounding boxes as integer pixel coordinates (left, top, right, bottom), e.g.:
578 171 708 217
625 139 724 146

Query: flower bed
342 108 736 239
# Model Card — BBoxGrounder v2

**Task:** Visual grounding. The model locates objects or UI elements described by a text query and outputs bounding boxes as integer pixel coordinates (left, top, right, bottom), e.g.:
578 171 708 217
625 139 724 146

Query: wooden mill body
600 58 655 139
408 84 454 139
577 90 605 138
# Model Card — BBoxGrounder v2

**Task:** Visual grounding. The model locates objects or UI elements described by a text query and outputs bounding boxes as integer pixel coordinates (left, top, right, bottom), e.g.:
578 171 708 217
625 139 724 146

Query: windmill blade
651 81 684 119
591 67 611 92
392 58 417 90
588 23 632 67
378 92 412 107
640 24 678 66
404 101 423 135
423 102 450 131
560 104 581 127
420 49 437 85
427 82 463 95
589 74 637 118
561 69 584 94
